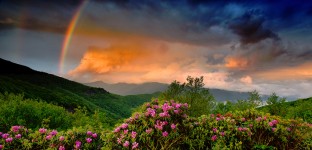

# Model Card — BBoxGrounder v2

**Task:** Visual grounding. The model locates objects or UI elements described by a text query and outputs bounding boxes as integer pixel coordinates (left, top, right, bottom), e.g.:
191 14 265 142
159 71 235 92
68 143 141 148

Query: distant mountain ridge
86 81 267 102
0 58 154 124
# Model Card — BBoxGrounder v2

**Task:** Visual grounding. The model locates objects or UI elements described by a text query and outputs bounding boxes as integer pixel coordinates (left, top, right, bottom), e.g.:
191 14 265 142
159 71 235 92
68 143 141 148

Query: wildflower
75 141 81 149
92 133 97 138
121 123 128 129
162 131 168 137
5 137 13 143
213 128 217 133
59 136 65 141
15 134 21 139
171 124 176 129
59 146 65 150
272 120 278 125
124 129 128 134
11 126 20 132
211 135 217 141
2 133 9 139
175 103 181 109
220 131 225 136
146 128 153 134
46 135 53 140
114 127 121 133
87 131 92 136
123 141 130 147
132 142 139 149
50 130 58 136
117 137 122 144
86 138 92 143
39 128 47 134
241 118 246 122
131 131 137 139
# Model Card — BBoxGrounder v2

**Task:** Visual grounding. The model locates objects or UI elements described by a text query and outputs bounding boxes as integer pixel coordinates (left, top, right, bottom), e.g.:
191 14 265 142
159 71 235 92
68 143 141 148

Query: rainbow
59 0 89 75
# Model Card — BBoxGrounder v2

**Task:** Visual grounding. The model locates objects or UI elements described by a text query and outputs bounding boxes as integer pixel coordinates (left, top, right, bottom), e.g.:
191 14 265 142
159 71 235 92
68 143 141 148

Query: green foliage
159 76 215 117
260 97 312 123
0 93 108 132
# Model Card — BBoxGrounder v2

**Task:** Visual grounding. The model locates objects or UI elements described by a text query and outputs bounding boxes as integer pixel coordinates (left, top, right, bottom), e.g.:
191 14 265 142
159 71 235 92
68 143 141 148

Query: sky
0 0 312 98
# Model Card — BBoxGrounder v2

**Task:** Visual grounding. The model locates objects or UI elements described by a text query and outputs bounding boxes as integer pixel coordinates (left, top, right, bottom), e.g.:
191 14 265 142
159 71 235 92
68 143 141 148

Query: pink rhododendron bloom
131 131 137 139
59 146 65 150
121 123 128 129
124 129 128 134
287 127 291 131
39 128 47 134
15 134 21 139
75 141 81 149
114 127 121 133
86 138 92 143
46 135 53 140
50 130 58 136
272 120 278 125
171 124 176 129
272 128 277 132
145 103 151 107
174 109 179 114
216 117 220 121
0 132 2 136
269 122 274 127
2 133 9 139
241 118 246 122
123 141 130 147
87 131 92 136
213 128 217 133
175 103 181 109
11 126 20 132
162 103 172 112
256 117 262 122
6 137 13 143
249 124 253 128
243 127 248 131
238 127 243 132
210 114 215 118
132 142 139 149
153 105 159 109
92 133 97 138
220 131 225 136
162 131 168 137
263 116 267 120
146 108 156 117
159 111 170 118
211 135 217 141
117 137 122 144
146 128 153 134
0 145 3 149
183 103 188 108
59 136 65 141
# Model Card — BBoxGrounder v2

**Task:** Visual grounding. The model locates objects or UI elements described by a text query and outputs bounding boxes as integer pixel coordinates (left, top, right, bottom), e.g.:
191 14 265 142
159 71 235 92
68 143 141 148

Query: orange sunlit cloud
255 62 312 80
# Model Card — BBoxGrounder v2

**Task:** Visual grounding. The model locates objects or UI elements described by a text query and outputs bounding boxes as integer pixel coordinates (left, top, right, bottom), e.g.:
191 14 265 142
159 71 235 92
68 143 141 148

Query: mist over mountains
86 81 295 102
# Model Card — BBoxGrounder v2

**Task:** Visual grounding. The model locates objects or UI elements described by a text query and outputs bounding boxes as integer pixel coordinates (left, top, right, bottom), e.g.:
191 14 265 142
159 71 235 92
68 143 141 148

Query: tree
160 76 215 117
266 92 286 115
248 90 262 108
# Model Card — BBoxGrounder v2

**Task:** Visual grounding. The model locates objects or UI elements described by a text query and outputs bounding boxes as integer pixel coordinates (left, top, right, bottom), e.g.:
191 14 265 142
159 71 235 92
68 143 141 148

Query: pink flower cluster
268 120 278 127
154 120 168 131
145 108 156 117
39 128 47 134
11 125 22 133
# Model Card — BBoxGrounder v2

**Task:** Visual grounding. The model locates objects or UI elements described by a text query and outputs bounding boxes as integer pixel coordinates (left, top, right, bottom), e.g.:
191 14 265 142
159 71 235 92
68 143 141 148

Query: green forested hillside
0 58 156 124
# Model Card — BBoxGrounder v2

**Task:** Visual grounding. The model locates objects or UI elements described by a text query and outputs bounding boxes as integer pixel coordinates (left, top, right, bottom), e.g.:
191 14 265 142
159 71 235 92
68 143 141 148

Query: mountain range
0 58 156 124
86 81 275 102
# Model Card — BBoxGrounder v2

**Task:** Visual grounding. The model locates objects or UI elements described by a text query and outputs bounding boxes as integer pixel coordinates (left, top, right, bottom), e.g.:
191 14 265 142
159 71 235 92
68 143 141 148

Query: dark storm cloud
0 0 84 32
229 11 280 44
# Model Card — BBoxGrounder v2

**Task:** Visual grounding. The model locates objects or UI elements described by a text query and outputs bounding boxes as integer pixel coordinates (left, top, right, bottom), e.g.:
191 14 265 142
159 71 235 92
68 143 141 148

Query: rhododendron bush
0 99 311 149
